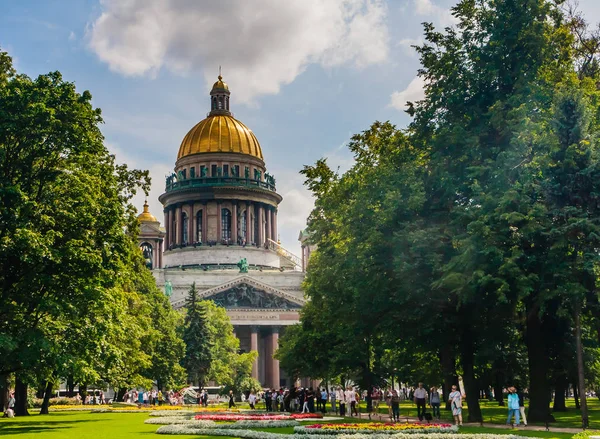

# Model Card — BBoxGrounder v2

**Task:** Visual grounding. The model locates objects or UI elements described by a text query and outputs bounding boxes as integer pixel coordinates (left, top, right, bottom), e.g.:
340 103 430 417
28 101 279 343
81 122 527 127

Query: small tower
137 200 165 269
209 69 231 115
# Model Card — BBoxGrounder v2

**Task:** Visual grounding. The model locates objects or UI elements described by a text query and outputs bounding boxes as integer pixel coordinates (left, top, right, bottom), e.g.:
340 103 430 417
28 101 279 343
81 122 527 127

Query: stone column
258 205 264 247
273 210 278 242
271 327 280 389
266 206 272 242
202 203 208 243
187 205 193 245
232 202 238 244
250 326 259 380
270 209 275 243
246 202 252 244
158 240 163 268
175 205 182 246
217 201 222 243
164 210 169 248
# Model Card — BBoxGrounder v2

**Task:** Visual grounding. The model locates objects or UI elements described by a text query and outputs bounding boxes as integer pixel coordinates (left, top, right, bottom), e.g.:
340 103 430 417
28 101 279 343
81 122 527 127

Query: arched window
141 242 153 269
182 211 188 245
221 208 232 242
196 210 203 243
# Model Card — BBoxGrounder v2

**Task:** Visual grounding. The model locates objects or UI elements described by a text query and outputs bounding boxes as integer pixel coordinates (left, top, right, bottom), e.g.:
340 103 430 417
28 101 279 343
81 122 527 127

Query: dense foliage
0 48 185 415
277 0 600 425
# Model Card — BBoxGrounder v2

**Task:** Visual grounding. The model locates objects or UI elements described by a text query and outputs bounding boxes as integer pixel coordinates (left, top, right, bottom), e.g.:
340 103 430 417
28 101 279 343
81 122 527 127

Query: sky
2 0 600 255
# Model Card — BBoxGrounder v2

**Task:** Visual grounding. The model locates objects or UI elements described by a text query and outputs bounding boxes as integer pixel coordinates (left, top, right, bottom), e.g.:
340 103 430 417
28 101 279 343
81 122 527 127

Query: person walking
449 385 463 426
330 387 337 415
414 382 428 421
430 386 441 420
337 386 346 417
517 387 527 426
506 386 520 427
391 390 400 422
248 391 257 409
320 388 328 413
228 390 236 409
345 386 356 417
302 390 310 413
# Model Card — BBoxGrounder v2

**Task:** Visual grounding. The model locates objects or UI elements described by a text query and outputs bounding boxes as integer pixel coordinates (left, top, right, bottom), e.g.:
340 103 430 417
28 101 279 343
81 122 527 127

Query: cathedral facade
137 75 305 389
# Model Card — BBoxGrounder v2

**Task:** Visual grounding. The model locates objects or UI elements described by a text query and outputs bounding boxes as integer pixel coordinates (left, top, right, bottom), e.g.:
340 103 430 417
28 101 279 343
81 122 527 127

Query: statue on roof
237 257 249 273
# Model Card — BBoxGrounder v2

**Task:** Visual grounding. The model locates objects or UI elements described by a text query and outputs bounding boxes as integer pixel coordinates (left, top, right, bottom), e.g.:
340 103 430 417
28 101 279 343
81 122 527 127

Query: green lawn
0 410 584 439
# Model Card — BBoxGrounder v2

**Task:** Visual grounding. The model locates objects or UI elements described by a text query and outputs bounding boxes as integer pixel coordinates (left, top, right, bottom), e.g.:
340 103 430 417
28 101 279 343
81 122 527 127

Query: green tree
182 283 213 389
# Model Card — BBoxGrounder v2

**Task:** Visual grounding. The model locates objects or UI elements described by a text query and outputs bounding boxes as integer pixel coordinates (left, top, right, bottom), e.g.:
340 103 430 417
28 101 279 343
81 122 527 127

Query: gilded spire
210 69 231 115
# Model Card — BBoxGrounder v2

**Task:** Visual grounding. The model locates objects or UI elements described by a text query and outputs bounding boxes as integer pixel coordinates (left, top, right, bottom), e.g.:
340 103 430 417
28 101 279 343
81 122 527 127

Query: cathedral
137 74 307 389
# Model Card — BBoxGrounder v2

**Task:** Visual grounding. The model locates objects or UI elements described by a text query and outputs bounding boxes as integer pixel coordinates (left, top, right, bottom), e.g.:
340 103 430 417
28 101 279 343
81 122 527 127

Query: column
246 202 252 244
271 327 280 389
202 203 208 243
258 205 264 247
232 325 237 339
250 326 259 380
266 206 272 242
175 205 182 246
270 209 276 242
187 205 193 245
273 209 278 242
158 240 163 268
217 201 222 242
232 202 238 244
164 210 169 248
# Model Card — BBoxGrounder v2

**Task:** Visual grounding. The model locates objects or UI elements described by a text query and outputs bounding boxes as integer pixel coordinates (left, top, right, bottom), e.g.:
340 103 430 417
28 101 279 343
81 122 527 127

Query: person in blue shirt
506 386 520 427
320 389 328 413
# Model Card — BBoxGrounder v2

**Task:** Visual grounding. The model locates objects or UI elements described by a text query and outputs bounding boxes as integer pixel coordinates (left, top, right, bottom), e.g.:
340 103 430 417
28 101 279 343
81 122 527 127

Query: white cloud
413 0 457 28
389 75 425 110
68 31 76 41
397 37 422 57
88 0 389 104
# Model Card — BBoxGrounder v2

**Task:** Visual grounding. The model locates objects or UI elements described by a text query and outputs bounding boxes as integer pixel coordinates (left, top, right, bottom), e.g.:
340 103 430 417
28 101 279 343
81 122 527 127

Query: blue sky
2 0 600 255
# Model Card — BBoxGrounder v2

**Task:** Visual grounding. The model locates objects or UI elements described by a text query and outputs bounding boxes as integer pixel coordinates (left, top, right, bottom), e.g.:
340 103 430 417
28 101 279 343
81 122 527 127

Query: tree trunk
14 376 29 416
553 374 567 411
40 381 54 415
67 375 75 397
0 373 9 411
573 381 580 409
494 369 505 406
525 303 552 423
80 383 88 405
460 329 482 422
575 302 588 427
440 344 457 410
117 388 127 402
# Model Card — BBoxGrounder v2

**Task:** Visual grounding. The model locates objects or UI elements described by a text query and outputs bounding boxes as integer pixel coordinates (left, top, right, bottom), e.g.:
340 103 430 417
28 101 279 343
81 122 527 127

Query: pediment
199 276 305 310
140 222 163 235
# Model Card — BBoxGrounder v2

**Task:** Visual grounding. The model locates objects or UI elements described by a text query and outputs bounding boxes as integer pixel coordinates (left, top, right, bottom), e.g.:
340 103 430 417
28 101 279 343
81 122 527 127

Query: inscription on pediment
209 283 301 310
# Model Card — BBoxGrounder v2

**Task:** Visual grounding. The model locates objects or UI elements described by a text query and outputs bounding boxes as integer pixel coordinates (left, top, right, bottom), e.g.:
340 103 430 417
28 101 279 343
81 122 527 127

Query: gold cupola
137 200 158 223
176 74 264 161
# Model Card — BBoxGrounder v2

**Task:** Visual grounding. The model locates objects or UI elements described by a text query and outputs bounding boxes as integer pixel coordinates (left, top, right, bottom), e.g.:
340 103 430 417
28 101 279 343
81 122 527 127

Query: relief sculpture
210 283 301 309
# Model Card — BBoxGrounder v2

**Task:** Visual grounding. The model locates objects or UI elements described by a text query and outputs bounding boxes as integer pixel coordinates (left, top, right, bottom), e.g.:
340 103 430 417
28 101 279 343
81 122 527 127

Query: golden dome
177 114 263 160
212 75 229 91
138 201 158 223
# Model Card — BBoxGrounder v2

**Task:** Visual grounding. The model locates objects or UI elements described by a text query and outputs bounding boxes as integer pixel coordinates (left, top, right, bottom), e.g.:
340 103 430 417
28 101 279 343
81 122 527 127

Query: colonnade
163 201 277 249
233 325 281 389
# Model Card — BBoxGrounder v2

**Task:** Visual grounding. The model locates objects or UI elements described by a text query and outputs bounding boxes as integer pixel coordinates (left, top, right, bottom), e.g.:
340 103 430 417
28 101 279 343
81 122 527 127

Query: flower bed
148 410 195 417
295 423 457 435
146 416 299 428
156 428 537 439
145 417 215 425
193 412 321 421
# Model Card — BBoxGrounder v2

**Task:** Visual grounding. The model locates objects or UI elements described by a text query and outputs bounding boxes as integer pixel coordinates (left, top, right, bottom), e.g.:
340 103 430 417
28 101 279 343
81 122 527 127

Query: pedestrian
337 386 346 417
506 386 520 427
228 390 236 409
320 388 328 413
414 382 428 421
346 386 357 417
248 391 257 409
449 385 463 426
391 390 400 422
385 389 393 420
330 387 337 414
517 387 527 426
430 386 441 420
265 389 272 412
307 387 315 413
302 389 310 413
372 387 380 415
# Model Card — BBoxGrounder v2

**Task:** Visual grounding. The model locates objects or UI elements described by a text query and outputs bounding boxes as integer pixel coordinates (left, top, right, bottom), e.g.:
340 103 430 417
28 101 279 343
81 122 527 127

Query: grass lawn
0 410 585 439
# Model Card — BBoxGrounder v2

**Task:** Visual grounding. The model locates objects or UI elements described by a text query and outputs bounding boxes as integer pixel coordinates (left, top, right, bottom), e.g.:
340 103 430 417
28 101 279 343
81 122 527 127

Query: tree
0 47 151 415
182 283 213 389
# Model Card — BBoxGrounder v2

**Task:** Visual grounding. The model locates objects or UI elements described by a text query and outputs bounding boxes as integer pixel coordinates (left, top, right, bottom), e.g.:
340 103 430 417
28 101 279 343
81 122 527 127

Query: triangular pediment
198 276 305 310
140 222 164 235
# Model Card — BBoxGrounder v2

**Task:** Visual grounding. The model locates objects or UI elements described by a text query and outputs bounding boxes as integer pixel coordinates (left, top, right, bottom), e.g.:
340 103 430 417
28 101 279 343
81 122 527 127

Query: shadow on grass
0 418 103 436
